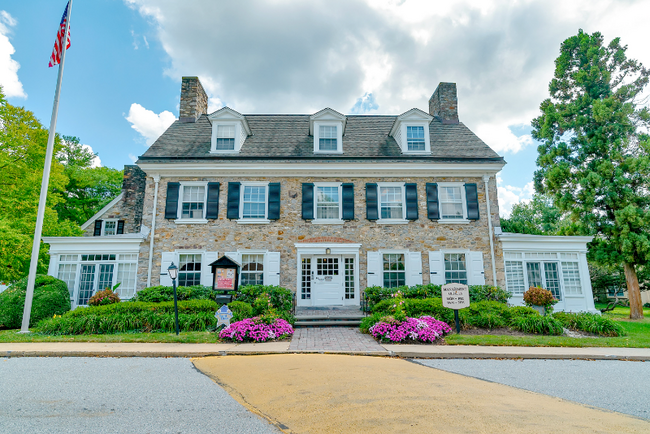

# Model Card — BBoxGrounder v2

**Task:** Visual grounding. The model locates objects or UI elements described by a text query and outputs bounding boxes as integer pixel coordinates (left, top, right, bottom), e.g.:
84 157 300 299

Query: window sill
237 219 271 225
401 150 431 155
313 150 343 154
174 219 208 225
437 219 470 225
376 219 409 225
312 219 344 225
209 149 239 154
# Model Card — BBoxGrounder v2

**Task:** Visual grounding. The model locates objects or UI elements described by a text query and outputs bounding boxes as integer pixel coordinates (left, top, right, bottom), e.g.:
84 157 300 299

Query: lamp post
167 262 180 336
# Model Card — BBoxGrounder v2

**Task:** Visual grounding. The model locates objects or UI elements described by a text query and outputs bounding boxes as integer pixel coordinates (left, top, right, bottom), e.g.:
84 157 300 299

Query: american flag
48 1 71 67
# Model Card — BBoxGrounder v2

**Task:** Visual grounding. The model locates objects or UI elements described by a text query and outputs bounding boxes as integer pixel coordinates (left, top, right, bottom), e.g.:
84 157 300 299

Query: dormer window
310 108 346 154
390 108 433 154
215 125 235 150
208 107 251 154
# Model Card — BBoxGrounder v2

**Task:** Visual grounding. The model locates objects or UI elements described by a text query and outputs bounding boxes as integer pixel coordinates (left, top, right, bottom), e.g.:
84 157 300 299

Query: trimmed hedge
553 312 624 337
0 275 71 329
364 284 512 309
131 285 214 303
232 285 293 315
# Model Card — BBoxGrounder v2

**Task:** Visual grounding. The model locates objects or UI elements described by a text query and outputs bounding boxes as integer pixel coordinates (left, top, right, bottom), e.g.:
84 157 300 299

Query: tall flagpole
20 0 73 333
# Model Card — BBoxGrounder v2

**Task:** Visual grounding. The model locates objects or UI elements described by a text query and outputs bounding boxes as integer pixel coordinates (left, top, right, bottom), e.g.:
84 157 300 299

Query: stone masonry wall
136 175 505 293
179 77 208 122
82 165 146 236
429 82 459 124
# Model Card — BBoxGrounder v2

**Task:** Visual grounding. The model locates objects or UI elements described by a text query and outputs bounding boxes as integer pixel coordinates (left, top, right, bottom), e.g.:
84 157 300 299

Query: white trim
100 219 119 236
309 108 347 135
146 174 159 287
208 107 251 154
80 193 124 230
137 162 506 178
177 181 208 221
313 122 344 154
174 218 209 225
313 182 343 223
389 108 433 155
238 181 269 222
43 235 144 255
377 182 407 224
236 219 270 225
437 182 468 222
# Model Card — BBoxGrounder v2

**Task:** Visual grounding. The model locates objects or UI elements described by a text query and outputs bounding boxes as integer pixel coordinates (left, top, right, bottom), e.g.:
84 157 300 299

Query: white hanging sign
442 283 470 309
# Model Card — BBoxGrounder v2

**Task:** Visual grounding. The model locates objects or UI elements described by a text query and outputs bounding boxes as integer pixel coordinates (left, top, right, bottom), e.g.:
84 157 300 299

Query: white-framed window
175 182 208 223
313 183 342 223
505 261 526 295
406 125 425 151
504 252 585 300
103 220 118 236
240 182 268 221
438 183 467 221
313 121 343 154
378 183 406 223
215 124 235 150
178 253 202 286
383 253 406 288
444 253 468 284
57 263 77 299
562 262 582 295
241 254 264 286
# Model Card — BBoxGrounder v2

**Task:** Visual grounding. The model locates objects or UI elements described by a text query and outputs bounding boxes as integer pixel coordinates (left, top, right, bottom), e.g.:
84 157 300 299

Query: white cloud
0 11 26 98
128 153 138 163
82 144 101 168
497 175 534 217
125 103 176 145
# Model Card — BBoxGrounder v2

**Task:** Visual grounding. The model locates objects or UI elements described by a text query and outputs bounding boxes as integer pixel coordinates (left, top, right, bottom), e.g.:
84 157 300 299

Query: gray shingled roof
138 114 504 164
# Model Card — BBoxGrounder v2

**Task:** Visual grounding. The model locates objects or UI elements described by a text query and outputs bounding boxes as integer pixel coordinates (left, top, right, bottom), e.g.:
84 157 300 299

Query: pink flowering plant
369 315 452 343
219 316 294 342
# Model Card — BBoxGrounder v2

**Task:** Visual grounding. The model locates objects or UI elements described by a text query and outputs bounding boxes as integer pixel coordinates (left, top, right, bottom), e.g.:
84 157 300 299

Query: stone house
44 77 597 313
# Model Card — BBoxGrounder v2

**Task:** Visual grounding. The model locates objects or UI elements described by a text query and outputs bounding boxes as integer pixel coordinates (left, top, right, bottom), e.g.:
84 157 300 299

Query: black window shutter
405 183 418 220
366 183 378 221
302 183 314 220
205 182 220 219
93 220 103 236
268 183 281 220
227 182 241 219
465 183 480 220
342 183 354 220
117 220 125 234
165 182 180 219
426 183 440 220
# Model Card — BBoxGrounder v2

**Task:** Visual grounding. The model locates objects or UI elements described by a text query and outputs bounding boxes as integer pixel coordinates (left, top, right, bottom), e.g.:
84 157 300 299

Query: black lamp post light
167 262 180 336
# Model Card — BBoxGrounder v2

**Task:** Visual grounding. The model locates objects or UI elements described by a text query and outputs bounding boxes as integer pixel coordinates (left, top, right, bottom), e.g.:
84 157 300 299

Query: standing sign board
215 268 236 290
209 255 241 304
442 283 470 333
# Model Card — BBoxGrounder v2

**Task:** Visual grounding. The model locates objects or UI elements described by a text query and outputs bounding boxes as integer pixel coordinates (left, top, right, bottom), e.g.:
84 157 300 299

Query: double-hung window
241 185 267 220
406 126 425 151
241 254 264 286
319 125 338 151
103 221 117 236
315 185 341 221
439 185 465 220
215 125 235 150
383 253 406 288
178 253 202 286
181 185 206 219
379 185 405 220
444 253 468 284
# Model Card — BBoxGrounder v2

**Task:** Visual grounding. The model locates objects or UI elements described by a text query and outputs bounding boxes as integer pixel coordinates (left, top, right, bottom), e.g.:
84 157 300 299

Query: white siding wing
428 251 445 285
160 252 177 286
367 251 383 287
407 251 423 286
469 251 486 285
264 252 281 286
202 252 218 286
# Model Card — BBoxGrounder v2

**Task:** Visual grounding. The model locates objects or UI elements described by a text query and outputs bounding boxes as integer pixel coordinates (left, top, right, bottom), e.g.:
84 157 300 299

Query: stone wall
429 82 459 124
136 175 505 292
179 76 208 122
82 165 146 236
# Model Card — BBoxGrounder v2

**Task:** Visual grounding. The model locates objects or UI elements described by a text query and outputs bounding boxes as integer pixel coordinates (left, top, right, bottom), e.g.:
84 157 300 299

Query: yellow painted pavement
193 354 650 434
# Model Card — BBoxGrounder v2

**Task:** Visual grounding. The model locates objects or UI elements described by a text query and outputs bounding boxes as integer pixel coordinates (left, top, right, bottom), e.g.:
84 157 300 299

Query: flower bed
369 316 452 343
219 317 294 342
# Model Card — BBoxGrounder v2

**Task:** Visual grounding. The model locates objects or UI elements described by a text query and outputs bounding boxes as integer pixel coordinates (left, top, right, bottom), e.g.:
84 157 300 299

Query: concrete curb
2 343 649 360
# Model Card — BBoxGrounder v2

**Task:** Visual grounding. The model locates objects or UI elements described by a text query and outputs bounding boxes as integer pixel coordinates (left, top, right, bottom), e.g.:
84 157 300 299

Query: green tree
0 88 81 283
532 30 650 319
501 195 568 235
55 136 123 225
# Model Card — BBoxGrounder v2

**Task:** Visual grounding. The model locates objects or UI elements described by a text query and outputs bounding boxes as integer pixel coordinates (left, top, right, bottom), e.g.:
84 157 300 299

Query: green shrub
232 285 293 314
505 306 540 320
373 297 455 325
0 275 71 329
510 315 564 335
36 300 220 335
88 289 120 306
131 285 214 303
364 284 511 309
228 301 253 322
467 312 506 329
468 285 512 304
553 312 624 337
360 313 385 333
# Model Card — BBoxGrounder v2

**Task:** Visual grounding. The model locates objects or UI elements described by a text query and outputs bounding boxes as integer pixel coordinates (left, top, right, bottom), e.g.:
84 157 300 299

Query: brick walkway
289 327 385 352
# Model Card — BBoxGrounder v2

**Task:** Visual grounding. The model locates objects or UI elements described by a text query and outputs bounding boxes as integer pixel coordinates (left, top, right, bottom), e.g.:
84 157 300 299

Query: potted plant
523 286 558 316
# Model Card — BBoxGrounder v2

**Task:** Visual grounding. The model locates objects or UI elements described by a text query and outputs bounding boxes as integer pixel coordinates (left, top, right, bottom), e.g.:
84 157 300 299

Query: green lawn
446 306 650 348
0 330 224 344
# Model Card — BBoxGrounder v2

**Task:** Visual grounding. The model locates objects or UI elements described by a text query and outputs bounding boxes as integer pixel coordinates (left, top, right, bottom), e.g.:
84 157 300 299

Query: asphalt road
416 359 650 420
0 357 279 434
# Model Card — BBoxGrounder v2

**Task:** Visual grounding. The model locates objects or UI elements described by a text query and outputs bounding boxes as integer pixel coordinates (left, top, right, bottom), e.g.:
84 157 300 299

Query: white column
483 175 498 287
146 174 160 287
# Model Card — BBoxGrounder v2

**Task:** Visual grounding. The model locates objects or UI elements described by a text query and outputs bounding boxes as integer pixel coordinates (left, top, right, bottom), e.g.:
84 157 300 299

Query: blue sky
1 0 649 217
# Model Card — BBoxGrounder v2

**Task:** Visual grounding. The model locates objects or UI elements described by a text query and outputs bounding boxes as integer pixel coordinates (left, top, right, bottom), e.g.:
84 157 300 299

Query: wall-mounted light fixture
325 248 331 255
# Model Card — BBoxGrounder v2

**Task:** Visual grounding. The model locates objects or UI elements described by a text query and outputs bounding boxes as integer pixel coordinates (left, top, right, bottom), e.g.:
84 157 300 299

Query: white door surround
295 242 361 307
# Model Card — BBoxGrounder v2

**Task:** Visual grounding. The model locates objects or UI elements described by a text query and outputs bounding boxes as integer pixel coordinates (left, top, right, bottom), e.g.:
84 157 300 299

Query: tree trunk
623 262 644 319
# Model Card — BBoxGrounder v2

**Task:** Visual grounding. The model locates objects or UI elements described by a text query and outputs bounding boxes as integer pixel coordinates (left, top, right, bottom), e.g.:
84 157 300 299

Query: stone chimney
179 76 208 123
429 82 459 124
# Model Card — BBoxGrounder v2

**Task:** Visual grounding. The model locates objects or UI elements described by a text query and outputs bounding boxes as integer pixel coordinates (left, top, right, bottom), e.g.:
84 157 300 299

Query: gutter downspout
146 175 160 287
483 175 498 286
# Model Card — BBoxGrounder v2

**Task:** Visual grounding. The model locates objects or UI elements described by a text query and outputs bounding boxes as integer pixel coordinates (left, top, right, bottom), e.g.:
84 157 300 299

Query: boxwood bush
363 284 512 309
232 285 293 314
228 301 253 322
131 285 214 303
0 275 71 329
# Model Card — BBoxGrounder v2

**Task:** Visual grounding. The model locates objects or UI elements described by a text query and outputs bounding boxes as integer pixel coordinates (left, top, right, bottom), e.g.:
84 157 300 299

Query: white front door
312 256 344 306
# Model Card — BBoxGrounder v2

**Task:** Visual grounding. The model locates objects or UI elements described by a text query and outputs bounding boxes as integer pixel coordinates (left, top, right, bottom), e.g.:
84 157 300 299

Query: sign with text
215 268 236 290
442 283 470 309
